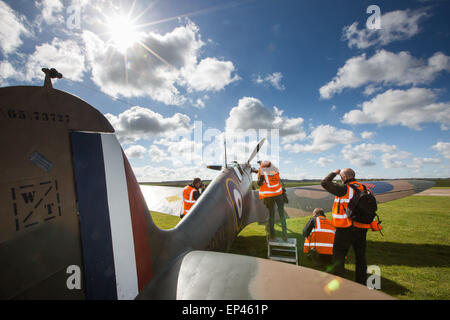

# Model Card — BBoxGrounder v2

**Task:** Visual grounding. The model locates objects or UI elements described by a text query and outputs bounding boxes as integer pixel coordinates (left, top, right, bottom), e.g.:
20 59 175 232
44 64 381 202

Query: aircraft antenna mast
224 137 228 169
42 67 63 89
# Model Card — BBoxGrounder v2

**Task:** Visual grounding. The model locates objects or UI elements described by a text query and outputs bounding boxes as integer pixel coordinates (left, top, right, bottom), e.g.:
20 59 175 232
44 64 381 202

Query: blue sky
1 0 449 181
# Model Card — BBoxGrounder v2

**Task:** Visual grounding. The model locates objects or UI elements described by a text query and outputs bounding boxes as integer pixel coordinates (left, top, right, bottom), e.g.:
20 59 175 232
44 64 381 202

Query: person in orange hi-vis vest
181 177 206 219
257 161 288 241
321 168 381 285
303 208 335 267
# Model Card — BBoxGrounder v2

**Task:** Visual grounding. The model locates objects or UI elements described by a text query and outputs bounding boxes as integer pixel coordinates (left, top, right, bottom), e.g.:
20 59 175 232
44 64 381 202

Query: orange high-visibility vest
303 216 336 255
258 167 283 199
182 185 197 217
331 181 372 229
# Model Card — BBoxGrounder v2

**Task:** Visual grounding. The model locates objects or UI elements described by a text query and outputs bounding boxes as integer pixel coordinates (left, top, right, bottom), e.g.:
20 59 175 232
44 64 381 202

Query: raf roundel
226 178 244 229
233 189 243 219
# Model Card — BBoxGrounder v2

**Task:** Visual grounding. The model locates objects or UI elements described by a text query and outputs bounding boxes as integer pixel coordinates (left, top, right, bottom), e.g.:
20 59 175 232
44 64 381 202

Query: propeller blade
247 138 266 164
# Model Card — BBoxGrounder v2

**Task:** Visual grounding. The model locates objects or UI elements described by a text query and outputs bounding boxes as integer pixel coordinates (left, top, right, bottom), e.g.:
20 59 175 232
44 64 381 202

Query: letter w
21 191 36 203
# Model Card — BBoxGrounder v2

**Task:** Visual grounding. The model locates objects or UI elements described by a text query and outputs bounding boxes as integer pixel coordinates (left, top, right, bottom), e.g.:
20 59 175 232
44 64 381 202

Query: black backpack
346 184 378 224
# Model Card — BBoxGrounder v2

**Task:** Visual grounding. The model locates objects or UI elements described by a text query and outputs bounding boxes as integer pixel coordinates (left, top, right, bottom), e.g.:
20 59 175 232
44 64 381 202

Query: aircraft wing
137 250 393 299
284 180 435 218
139 185 183 216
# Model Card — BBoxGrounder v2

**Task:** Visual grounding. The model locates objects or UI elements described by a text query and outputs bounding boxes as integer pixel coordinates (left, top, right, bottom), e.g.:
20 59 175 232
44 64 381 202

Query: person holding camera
321 168 374 284
257 161 288 241
302 208 335 267
181 177 206 219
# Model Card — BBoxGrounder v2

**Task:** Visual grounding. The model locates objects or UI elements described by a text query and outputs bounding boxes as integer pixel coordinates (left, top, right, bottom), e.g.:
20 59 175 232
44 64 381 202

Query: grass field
433 178 450 187
149 190 450 300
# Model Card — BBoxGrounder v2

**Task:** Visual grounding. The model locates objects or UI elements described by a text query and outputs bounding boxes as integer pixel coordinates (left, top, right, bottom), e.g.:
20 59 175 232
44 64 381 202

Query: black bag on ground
346 184 378 224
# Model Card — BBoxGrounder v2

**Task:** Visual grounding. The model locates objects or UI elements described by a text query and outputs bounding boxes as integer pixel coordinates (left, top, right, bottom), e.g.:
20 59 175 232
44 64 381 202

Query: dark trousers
332 226 368 285
318 254 333 265
264 194 287 238
306 251 333 267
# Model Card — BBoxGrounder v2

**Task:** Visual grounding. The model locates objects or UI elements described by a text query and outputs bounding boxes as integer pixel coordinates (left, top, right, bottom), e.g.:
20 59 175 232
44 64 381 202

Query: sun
96 0 237 72
106 15 141 54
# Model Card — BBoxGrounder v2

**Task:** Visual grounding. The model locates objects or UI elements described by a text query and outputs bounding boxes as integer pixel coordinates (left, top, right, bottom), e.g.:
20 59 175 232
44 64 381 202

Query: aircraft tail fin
0 85 161 300
71 132 159 299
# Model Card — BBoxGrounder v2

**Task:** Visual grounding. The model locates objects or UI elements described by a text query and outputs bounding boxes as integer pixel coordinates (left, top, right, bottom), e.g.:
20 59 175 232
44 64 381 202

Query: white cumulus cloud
408 157 442 170
225 97 306 144
0 1 31 55
342 88 450 130
254 72 285 91
82 20 239 106
380 151 412 169
24 37 86 82
180 57 240 92
0 60 17 85
342 143 404 167
342 8 429 49
284 125 357 154
361 131 375 139
432 141 450 159
35 0 64 26
319 50 450 99
105 106 193 144
124 145 147 159
148 145 167 163
317 157 334 167
133 164 217 182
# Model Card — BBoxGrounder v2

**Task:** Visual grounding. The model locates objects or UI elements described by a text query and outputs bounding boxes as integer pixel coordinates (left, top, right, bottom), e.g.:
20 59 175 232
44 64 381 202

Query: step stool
267 237 298 265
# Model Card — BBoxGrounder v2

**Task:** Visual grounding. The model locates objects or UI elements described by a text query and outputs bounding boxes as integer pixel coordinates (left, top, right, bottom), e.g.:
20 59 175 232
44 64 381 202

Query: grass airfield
150 188 450 300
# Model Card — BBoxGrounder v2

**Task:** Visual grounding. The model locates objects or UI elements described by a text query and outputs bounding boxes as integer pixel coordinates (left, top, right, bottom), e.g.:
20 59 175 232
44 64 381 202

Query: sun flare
106 15 141 53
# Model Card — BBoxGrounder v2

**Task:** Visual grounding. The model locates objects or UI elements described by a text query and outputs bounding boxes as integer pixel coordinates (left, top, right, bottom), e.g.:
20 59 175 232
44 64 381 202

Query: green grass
150 211 180 229
432 179 450 188
149 193 450 300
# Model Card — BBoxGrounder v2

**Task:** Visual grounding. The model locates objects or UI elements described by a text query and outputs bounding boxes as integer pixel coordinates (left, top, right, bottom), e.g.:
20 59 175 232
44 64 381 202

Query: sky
1 0 449 181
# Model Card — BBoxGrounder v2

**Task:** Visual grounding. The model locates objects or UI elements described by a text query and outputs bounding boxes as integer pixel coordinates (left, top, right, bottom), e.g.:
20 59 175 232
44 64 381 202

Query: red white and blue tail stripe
71 132 152 300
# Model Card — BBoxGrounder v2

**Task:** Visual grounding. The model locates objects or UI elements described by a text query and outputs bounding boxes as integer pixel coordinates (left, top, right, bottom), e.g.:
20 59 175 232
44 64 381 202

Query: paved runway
139 185 183 216
414 188 450 196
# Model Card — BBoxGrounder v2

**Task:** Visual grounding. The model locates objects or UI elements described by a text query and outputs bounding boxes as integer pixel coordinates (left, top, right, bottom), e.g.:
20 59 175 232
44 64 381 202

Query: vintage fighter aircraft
0 72 434 300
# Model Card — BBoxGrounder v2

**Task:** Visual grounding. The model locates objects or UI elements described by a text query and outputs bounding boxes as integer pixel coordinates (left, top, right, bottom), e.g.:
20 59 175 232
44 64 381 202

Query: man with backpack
321 168 381 285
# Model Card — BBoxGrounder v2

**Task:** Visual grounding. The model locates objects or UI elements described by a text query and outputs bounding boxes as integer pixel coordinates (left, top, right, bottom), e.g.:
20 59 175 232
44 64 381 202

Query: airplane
0 70 434 300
